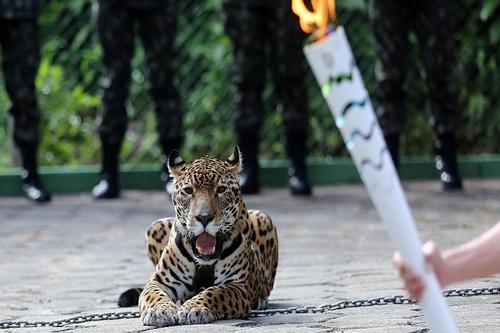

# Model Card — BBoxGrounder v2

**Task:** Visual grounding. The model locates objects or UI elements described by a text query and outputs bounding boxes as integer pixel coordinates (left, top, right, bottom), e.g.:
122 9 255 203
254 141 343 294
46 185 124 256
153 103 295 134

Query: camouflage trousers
0 17 41 146
368 0 460 136
223 1 310 136
97 1 182 149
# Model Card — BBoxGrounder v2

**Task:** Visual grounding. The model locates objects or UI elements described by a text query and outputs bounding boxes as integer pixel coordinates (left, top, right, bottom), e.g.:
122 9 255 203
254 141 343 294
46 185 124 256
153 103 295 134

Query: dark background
0 0 498 168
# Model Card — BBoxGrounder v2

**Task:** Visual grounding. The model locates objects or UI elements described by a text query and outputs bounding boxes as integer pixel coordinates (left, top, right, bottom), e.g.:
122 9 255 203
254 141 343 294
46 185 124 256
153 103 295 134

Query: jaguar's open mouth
191 232 223 261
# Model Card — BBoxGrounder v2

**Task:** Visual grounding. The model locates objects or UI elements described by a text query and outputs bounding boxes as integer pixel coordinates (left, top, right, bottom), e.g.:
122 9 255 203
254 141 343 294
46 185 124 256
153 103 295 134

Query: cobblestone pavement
1 180 500 332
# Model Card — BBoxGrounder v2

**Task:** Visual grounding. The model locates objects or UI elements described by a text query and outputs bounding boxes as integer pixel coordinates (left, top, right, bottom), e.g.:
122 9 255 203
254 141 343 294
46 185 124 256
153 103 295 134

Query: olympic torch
291 1 459 331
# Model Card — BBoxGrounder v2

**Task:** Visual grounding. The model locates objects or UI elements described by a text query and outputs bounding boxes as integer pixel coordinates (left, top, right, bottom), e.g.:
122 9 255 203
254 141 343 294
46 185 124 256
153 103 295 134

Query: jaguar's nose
195 214 214 227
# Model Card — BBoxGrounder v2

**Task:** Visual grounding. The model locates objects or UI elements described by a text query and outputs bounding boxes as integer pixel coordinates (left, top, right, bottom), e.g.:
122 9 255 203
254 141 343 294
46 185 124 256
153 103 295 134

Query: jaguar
137 147 279 326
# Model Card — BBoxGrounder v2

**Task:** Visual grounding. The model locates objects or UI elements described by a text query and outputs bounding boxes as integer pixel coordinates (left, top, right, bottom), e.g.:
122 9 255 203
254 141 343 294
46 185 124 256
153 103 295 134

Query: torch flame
291 0 336 34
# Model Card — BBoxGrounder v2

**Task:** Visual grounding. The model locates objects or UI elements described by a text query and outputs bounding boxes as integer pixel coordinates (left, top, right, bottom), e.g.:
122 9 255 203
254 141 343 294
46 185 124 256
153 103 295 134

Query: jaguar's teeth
196 245 216 255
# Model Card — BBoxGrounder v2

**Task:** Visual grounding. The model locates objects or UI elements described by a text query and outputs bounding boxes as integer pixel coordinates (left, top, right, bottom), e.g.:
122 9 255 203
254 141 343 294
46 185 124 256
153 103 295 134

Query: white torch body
304 26 459 333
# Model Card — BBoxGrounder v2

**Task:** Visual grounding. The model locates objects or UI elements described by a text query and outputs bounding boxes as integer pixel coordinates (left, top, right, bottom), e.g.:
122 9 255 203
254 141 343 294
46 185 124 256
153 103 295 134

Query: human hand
393 241 447 300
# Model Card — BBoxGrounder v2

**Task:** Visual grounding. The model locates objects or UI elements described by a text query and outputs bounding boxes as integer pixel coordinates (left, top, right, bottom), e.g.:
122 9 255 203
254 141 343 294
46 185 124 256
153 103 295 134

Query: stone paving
1 180 500 332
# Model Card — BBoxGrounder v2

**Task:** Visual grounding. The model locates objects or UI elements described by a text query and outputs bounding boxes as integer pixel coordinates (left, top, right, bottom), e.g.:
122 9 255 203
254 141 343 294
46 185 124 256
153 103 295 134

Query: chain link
0 312 141 329
250 295 414 317
1 287 498 329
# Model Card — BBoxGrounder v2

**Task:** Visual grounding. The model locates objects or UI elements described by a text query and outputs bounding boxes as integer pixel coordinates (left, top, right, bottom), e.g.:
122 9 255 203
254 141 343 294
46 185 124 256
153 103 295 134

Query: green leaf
480 0 499 21
489 20 500 44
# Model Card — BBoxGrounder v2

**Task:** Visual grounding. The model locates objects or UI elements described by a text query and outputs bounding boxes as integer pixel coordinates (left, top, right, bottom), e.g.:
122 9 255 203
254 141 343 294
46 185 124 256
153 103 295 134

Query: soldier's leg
137 3 181 194
93 1 135 199
1 18 50 203
222 2 268 194
368 0 411 170
414 0 462 190
269 2 311 195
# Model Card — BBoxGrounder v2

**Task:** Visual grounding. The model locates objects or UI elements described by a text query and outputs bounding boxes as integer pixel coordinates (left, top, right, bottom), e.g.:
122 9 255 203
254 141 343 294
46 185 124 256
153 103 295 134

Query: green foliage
455 0 500 153
36 60 101 165
0 82 10 167
0 0 498 169
176 0 237 161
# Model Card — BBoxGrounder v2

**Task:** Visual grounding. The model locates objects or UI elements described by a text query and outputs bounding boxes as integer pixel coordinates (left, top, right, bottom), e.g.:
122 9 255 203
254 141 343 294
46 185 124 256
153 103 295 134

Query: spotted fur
139 147 279 327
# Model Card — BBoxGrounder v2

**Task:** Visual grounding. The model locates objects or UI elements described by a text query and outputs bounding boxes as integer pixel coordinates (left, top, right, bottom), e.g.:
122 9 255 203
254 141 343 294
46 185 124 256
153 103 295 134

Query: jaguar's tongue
195 232 216 255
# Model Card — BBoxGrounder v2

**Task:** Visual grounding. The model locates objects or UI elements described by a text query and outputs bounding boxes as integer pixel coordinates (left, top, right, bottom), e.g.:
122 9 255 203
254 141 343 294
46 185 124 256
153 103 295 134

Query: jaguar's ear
167 149 185 178
226 146 242 176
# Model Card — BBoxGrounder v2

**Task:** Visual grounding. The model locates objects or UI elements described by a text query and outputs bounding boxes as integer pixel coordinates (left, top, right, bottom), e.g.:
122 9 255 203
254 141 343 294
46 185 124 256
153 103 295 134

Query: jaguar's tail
117 288 143 307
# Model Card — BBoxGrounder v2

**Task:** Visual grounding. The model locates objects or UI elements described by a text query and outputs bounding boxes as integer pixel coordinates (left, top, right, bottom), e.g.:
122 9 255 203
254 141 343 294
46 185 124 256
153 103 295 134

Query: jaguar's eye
183 187 194 195
216 186 227 194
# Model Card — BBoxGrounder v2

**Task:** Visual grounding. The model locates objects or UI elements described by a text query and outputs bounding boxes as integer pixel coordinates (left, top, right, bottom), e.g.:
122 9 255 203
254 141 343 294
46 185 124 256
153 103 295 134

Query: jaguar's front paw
141 305 178 327
178 305 216 325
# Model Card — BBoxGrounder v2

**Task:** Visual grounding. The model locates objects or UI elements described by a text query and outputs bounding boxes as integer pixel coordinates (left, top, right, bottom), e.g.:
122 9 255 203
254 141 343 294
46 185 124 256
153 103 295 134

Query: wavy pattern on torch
359 146 394 192
347 119 377 144
340 97 368 117
325 60 356 85
360 146 389 171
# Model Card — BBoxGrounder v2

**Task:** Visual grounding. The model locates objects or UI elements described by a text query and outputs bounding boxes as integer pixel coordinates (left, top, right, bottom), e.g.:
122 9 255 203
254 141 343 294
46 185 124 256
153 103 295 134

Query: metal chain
0 312 141 329
1 287 499 329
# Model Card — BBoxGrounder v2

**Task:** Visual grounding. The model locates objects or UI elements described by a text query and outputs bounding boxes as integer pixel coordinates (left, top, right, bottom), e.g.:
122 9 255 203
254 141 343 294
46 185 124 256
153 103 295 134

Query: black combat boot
285 130 311 196
385 133 400 172
237 131 260 194
17 142 51 203
435 133 463 191
92 143 120 199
